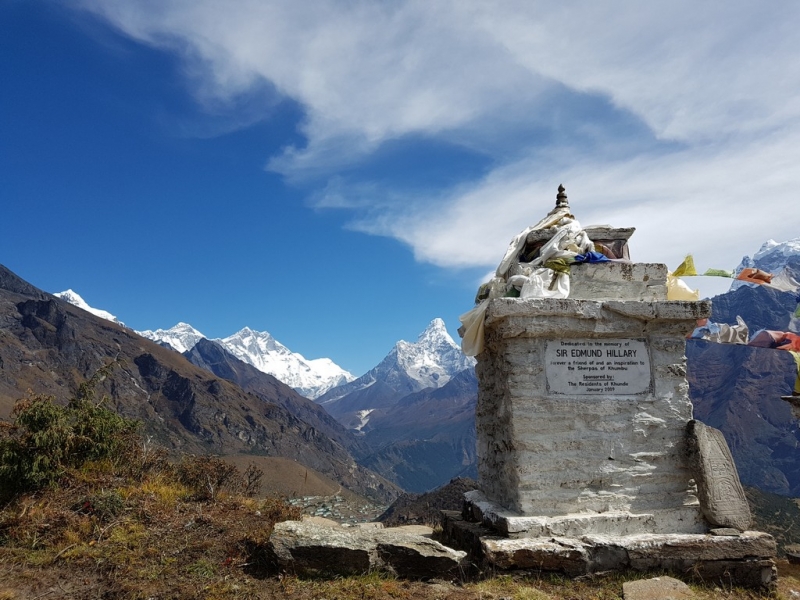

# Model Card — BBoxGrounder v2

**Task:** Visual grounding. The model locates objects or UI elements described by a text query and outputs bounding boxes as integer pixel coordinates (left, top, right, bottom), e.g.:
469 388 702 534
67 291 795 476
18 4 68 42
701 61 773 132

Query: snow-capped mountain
735 237 800 274
397 317 475 388
53 288 461 403
317 318 475 410
136 323 354 399
54 289 125 326
138 322 206 354
732 237 800 291
218 327 355 399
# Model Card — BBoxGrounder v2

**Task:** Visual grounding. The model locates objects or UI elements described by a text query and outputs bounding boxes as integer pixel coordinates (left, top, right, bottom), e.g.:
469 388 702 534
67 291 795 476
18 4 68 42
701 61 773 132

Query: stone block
570 263 668 302
441 510 494 560
685 420 752 531
482 537 590 575
268 519 466 579
375 534 464 579
441 506 776 589
269 521 373 576
690 559 776 591
622 576 694 600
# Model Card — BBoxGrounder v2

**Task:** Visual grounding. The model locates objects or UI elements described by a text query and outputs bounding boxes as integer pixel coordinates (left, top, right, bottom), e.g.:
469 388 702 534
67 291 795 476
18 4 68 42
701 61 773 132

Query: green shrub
0 362 139 500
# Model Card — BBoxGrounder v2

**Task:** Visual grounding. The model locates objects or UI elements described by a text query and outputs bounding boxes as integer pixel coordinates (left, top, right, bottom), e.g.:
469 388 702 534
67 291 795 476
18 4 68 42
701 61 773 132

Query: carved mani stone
686 420 752 532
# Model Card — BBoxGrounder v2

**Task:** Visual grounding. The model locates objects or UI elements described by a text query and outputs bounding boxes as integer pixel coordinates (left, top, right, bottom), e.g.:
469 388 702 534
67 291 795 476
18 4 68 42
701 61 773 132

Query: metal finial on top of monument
555 183 569 208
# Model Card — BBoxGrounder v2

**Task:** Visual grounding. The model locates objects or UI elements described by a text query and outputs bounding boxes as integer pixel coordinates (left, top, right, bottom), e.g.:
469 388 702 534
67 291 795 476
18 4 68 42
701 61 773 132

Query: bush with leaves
0 362 139 500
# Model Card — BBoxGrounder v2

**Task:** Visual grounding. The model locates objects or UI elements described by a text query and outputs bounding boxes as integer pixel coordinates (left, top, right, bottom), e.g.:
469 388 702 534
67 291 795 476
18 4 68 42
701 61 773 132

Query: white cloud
475 2 800 141
363 126 800 273
74 0 800 271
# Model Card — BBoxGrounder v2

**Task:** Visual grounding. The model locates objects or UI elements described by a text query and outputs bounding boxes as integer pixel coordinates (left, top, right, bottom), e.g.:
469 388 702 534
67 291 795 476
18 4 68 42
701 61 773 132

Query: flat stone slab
485 298 712 327
463 490 697 538
441 512 776 590
686 420 752 531
592 531 775 562
623 576 693 600
269 519 465 579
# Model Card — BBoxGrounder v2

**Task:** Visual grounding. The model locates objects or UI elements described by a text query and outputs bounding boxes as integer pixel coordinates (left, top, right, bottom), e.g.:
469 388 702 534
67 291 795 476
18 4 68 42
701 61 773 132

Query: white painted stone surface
475 267 712 534
464 489 703 538
570 263 668 301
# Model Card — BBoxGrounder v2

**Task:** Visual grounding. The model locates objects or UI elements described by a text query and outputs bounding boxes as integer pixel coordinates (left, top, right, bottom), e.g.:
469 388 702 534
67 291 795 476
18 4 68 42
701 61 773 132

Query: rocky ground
377 477 479 526
287 493 387 523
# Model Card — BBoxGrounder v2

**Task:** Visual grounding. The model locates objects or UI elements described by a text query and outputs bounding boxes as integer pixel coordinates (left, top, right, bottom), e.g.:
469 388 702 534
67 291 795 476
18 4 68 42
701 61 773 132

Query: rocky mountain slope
317 318 474 420
688 283 800 495
688 238 800 495
359 369 478 492
136 323 354 399
377 477 479 526
183 333 477 494
184 337 371 461
709 284 798 333
53 285 479 494
733 237 800 281
309 319 477 492
688 339 799 494
2 264 397 503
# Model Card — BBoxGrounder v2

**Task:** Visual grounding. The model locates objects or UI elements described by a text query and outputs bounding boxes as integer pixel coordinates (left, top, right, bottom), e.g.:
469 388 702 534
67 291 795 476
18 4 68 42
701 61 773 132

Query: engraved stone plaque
686 420 752 531
545 339 651 395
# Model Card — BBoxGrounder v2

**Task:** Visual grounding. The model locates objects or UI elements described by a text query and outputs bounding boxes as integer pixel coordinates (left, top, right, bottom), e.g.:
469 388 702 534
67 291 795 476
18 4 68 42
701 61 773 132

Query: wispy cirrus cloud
74 0 800 271
359 126 800 273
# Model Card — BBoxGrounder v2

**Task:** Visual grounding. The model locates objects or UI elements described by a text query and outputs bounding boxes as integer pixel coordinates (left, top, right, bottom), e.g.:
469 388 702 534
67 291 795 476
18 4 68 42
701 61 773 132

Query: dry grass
0 463 787 600
0 454 303 599
4 469 782 600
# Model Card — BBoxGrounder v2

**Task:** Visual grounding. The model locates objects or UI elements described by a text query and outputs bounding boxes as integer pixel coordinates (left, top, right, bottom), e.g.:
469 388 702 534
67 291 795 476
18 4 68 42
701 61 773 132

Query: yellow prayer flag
671 255 698 277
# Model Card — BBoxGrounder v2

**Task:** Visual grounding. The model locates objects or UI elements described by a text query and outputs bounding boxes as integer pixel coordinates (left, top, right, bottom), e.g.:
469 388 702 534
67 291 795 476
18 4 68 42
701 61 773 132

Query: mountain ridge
688 237 800 495
53 289 125 326
2 265 398 503
218 326 354 399
184 337 371 461
117 319 355 400
317 318 474 416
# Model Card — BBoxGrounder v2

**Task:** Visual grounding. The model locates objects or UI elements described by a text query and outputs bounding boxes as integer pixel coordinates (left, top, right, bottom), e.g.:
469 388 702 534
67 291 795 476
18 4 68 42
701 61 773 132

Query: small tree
0 361 139 500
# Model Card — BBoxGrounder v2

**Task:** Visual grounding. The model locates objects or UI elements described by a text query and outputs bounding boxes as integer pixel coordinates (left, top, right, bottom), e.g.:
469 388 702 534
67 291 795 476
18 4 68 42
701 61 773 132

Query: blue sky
2 1 799 376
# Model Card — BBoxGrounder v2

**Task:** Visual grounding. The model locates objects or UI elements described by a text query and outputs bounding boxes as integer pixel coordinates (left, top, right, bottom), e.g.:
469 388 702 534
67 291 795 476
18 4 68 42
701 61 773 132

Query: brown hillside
0 263 399 504
221 455 342 498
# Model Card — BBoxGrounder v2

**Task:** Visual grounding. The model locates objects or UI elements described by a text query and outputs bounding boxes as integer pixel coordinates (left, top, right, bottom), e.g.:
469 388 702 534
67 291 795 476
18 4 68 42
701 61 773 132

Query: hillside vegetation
0 263 400 505
4 371 795 598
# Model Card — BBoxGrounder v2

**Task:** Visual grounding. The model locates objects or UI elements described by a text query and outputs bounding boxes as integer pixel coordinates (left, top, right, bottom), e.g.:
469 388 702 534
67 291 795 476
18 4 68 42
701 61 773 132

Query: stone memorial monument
444 186 776 588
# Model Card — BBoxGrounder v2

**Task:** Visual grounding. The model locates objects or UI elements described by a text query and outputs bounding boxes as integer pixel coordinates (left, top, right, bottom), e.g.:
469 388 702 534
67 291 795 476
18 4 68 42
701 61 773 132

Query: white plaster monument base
447 260 777 588
475 293 709 529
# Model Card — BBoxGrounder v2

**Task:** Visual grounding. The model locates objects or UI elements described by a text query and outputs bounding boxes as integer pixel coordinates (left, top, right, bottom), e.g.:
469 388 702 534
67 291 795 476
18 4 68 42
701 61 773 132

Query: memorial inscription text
545 339 651 395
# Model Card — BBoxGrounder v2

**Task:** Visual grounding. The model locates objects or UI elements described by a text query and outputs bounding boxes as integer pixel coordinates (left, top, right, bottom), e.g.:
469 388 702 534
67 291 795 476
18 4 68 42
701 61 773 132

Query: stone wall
475 292 711 535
